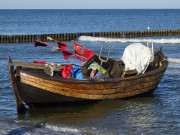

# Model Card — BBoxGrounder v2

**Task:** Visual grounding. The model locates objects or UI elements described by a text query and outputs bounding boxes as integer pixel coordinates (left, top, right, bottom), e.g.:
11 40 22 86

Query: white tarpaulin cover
122 43 154 74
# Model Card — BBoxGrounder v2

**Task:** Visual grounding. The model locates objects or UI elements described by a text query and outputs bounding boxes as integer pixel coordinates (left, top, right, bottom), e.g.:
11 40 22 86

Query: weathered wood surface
8 56 26 112
9 50 168 106
19 61 167 100
20 71 164 97
12 61 65 71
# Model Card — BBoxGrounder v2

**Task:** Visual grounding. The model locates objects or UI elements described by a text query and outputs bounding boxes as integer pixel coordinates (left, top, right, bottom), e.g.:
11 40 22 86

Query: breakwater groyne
0 29 180 43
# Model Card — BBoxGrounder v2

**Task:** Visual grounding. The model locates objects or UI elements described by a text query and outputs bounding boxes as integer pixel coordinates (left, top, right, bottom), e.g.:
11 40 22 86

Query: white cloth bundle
122 43 154 74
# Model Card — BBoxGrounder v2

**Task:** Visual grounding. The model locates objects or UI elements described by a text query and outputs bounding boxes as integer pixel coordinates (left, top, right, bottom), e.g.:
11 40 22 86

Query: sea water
0 9 180 135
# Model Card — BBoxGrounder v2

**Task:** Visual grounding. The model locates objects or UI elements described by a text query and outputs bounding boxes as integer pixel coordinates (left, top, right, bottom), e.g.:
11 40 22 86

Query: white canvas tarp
122 43 154 74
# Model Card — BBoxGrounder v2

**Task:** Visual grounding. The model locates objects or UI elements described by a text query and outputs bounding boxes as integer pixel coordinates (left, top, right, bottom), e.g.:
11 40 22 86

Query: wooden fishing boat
8 46 168 111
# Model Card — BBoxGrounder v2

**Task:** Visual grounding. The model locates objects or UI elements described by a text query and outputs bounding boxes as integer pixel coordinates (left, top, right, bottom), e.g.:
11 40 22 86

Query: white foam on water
168 57 180 64
0 122 76 135
78 36 180 44
45 123 82 135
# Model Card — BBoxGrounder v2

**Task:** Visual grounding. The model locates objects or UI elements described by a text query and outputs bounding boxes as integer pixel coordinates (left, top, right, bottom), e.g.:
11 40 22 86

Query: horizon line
0 8 180 10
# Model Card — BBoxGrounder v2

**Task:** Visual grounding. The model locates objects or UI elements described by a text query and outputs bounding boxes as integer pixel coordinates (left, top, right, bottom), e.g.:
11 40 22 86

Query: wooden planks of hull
20 72 163 95
18 60 167 102
18 82 85 105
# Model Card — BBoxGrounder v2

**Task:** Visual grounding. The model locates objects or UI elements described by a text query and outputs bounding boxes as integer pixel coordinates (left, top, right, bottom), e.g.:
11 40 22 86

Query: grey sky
0 0 179 9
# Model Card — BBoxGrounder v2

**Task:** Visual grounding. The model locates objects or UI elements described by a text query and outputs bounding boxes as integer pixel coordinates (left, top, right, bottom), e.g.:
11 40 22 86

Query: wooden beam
12 61 66 71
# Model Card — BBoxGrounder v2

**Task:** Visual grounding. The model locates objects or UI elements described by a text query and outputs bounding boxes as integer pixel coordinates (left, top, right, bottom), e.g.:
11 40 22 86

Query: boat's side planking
19 60 167 100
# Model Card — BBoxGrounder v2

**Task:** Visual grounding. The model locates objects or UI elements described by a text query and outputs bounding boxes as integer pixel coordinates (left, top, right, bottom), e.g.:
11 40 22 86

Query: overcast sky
0 0 179 9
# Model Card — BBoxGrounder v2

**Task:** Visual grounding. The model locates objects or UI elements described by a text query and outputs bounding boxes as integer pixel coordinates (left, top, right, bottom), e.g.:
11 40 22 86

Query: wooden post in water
6 36 9 43
94 32 98 37
131 31 135 38
167 30 171 36
13 35 16 43
31 35 35 42
134 31 137 37
59 33 64 41
26 35 29 43
50 34 54 40
167 30 170 36
108 32 112 38
60 33 64 41
78 33 83 37
39 34 44 41
16 35 19 43
22 35 25 43
175 30 178 36
64 33 67 41
71 33 75 39
69 33 72 40
141 31 144 37
144 31 147 37
1 36 4 43
178 29 180 36
116 32 120 38
151 30 155 37
89 32 94 37
173 30 176 36
164 30 167 36
9 35 13 43
28 35 31 43
101 32 104 37
18 35 21 43
154 30 157 36
1 29 180 43
5 35 8 43
3 36 7 43
119 32 123 38
54 34 58 41
19 35 22 43
161 30 164 36
0 36 2 43
67 33 71 41
105 32 108 38
75 33 79 39
123 31 128 38
114 32 117 38
43 34 47 41
110 32 114 38
171 30 174 36
52 34 56 41
149 30 153 37
56 34 60 41
37 35 40 41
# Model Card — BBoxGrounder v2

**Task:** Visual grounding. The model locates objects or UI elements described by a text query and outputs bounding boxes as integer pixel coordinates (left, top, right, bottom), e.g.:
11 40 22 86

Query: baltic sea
0 9 180 135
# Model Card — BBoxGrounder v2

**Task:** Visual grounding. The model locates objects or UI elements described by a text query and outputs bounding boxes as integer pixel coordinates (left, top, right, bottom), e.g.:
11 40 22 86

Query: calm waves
0 9 180 135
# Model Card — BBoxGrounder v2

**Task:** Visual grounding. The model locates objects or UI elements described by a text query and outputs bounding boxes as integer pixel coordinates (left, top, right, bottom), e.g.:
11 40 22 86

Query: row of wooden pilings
0 29 180 43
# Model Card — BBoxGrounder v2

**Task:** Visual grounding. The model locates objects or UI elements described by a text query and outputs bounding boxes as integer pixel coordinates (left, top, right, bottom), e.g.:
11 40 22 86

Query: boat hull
17 81 85 106
16 59 168 106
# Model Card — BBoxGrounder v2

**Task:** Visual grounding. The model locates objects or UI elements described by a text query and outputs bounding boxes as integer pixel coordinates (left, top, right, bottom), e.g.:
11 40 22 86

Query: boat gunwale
20 58 168 85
